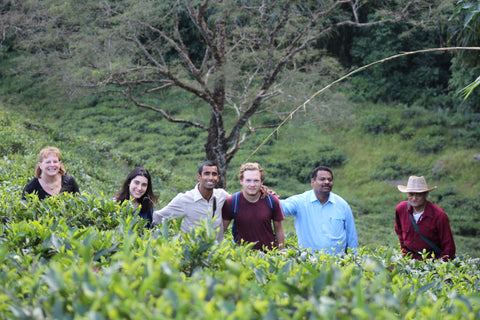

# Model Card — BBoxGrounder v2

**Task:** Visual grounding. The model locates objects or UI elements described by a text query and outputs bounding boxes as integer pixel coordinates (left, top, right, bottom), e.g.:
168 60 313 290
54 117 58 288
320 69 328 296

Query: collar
192 184 216 202
407 201 432 217
309 190 334 204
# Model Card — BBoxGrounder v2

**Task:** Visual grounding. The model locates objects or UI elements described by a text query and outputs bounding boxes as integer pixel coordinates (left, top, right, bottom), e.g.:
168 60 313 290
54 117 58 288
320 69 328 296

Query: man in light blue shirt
280 166 358 254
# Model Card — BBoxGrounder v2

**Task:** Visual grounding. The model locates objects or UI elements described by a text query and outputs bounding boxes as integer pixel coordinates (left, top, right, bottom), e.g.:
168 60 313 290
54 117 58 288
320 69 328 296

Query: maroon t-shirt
222 191 284 250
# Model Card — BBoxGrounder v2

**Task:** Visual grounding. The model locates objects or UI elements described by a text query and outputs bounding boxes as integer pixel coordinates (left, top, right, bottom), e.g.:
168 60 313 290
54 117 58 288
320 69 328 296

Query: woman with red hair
22 146 80 200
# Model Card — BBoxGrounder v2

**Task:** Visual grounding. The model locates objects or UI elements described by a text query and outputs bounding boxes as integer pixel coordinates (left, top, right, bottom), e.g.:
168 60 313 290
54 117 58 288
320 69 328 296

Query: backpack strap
265 194 275 213
232 191 241 217
231 192 241 242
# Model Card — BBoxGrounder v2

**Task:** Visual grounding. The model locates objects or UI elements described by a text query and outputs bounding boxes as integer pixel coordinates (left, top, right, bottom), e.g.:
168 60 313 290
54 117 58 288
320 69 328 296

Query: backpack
231 191 275 242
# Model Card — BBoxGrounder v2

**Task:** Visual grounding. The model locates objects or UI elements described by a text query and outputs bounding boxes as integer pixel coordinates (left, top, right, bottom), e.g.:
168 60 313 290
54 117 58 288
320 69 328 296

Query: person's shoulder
184 186 204 199
23 177 39 190
395 200 408 209
270 193 281 204
62 174 77 182
213 187 230 198
330 192 349 204
283 189 311 201
25 177 39 186
426 201 447 216
222 192 235 205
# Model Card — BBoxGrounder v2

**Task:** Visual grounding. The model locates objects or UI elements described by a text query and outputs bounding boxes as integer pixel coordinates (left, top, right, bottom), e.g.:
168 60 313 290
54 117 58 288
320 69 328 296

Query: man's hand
260 185 277 199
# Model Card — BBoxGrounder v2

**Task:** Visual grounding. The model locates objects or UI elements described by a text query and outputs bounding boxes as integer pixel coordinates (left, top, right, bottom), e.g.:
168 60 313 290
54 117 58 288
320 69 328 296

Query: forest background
0 1 480 318
1 0 479 256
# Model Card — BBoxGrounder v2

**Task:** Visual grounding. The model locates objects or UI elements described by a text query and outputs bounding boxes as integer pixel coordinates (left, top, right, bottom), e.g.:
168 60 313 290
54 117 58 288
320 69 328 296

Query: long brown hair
114 167 158 214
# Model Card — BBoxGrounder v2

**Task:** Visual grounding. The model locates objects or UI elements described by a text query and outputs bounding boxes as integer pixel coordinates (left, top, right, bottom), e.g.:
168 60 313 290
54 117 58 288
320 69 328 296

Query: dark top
22 174 80 200
395 200 456 260
222 192 284 250
138 208 153 228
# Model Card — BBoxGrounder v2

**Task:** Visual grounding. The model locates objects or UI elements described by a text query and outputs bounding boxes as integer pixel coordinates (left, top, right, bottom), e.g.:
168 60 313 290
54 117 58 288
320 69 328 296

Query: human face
39 153 61 177
407 192 428 211
311 170 333 195
129 175 149 200
197 166 219 190
240 170 262 197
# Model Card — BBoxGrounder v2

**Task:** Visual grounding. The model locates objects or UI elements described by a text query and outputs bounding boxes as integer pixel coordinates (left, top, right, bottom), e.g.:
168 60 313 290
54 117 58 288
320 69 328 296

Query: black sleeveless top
22 174 80 200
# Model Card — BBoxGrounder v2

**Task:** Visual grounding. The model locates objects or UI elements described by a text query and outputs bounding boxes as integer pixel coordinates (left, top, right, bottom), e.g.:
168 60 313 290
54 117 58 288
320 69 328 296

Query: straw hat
397 176 437 193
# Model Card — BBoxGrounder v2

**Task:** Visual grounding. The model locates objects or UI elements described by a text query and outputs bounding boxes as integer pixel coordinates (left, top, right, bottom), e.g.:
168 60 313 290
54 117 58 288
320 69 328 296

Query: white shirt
413 211 424 223
153 184 229 242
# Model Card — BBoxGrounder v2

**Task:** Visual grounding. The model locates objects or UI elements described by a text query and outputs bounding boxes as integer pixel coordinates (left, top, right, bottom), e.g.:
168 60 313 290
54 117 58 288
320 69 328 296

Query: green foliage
448 0 480 111
0 192 479 319
1 0 480 316
372 155 421 181
361 113 402 135
349 11 454 107
431 188 480 239
414 136 446 154
264 146 347 186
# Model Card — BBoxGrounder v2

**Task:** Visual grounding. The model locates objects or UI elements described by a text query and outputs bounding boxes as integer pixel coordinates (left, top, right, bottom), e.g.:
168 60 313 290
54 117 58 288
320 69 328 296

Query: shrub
362 113 401 135
452 122 480 148
265 146 347 184
371 155 420 180
414 136 446 154
399 127 415 140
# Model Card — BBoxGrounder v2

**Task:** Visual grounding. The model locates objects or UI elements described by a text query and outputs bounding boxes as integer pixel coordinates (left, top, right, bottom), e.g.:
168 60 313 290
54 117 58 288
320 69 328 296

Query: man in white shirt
153 161 228 242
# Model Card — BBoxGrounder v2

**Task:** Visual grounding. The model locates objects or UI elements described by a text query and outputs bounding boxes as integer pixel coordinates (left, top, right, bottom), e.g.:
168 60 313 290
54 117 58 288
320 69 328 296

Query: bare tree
3 0 436 186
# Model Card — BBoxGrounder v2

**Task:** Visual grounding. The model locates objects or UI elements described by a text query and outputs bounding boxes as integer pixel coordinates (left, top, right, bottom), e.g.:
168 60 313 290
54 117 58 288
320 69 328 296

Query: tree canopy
3 0 444 186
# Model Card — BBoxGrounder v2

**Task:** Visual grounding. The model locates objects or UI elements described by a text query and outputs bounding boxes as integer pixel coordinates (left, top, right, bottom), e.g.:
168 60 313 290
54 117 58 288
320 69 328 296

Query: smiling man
395 176 455 261
280 166 358 254
222 163 285 251
153 160 228 242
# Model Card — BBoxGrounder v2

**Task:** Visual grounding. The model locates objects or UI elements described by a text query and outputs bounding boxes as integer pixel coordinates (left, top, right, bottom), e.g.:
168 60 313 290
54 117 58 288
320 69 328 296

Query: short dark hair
311 166 333 180
198 160 218 175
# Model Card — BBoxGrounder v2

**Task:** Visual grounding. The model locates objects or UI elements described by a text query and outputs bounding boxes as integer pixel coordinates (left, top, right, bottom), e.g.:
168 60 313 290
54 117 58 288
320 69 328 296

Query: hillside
2 100 480 319
1 87 479 257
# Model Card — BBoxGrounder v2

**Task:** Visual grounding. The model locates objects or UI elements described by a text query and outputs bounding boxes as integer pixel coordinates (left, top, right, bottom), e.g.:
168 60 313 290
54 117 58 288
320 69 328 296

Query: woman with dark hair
22 146 80 200
114 167 158 227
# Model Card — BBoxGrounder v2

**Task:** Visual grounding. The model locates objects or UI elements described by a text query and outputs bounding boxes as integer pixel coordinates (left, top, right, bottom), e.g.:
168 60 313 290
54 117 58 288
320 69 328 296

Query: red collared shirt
395 200 456 260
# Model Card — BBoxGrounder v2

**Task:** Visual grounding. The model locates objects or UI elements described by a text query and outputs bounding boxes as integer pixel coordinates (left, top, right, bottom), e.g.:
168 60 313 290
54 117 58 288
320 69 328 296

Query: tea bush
263 146 346 186
414 136 446 154
1 77 480 318
0 193 479 319
371 155 421 181
361 113 402 135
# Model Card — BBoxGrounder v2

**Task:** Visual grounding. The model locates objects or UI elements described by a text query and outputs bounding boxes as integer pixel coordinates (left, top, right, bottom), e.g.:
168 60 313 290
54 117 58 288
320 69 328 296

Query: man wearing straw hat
395 176 455 261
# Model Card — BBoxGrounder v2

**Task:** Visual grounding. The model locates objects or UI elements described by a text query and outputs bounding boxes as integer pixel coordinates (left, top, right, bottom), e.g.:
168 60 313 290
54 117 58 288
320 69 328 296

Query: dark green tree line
449 0 480 108
1 0 449 186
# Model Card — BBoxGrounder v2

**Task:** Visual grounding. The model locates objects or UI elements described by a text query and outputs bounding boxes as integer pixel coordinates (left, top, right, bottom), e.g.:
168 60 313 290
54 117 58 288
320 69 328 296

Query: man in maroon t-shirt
222 162 285 251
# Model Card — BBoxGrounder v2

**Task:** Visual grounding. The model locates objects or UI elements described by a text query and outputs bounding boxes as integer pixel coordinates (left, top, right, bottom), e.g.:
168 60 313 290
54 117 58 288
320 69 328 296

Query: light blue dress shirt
280 190 358 254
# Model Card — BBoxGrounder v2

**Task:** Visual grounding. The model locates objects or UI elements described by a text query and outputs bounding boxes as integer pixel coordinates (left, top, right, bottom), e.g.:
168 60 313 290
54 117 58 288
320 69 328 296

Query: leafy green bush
452 122 480 148
432 190 480 238
414 136 446 154
399 127 415 140
0 195 479 320
371 155 420 181
349 17 452 106
362 113 402 135
0 121 33 155
264 146 347 185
